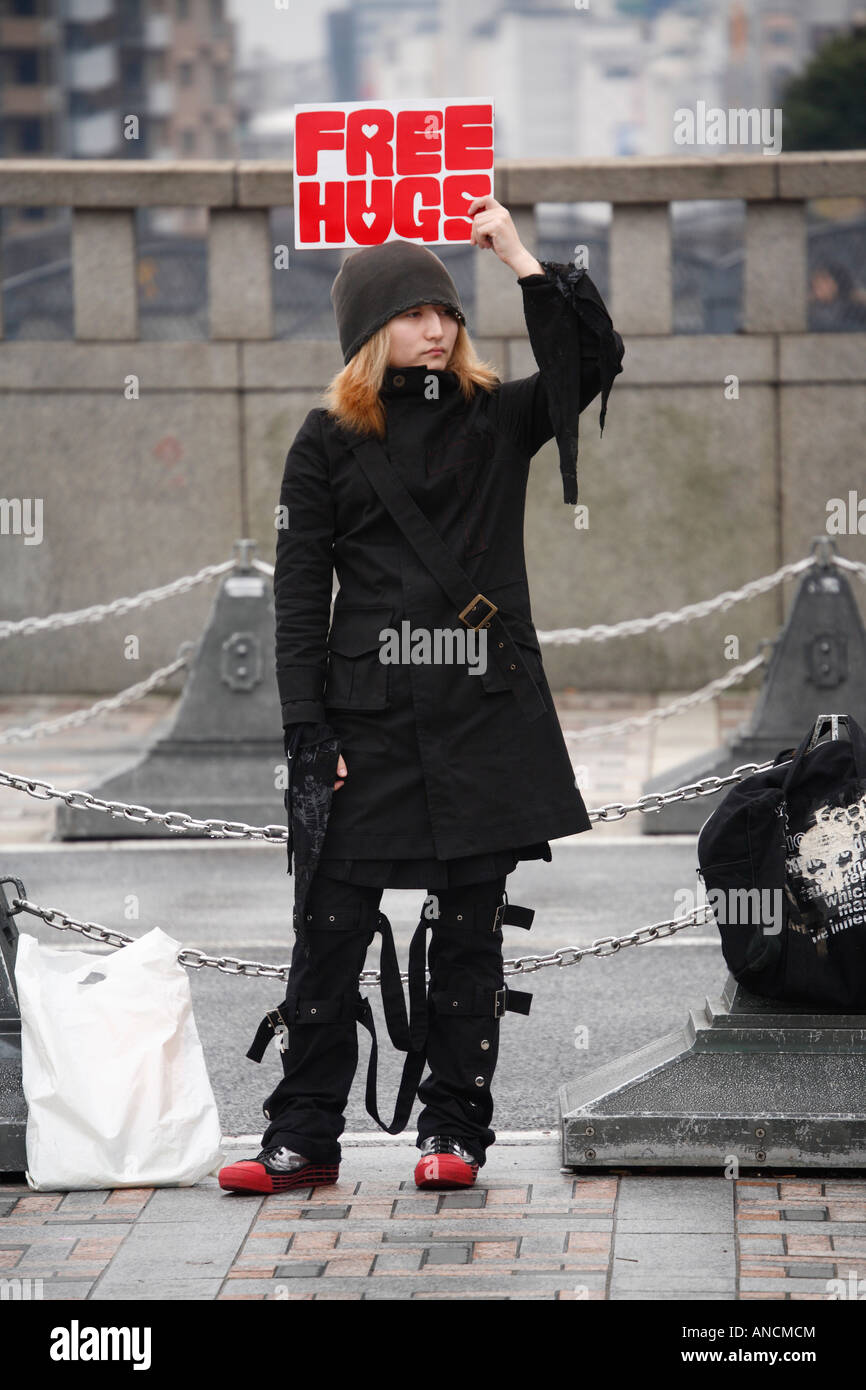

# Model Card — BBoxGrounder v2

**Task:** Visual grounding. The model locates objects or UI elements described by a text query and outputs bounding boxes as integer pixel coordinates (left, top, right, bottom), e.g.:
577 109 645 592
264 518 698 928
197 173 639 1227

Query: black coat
274 263 625 865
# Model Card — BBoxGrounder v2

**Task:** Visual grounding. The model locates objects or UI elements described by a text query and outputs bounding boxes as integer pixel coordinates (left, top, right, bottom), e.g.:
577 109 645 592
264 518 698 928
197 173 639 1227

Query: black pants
259 870 509 1169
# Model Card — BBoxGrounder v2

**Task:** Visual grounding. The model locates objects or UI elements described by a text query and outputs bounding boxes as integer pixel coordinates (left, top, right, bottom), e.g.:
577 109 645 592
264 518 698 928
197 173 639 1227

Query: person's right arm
275 410 335 726
274 412 346 789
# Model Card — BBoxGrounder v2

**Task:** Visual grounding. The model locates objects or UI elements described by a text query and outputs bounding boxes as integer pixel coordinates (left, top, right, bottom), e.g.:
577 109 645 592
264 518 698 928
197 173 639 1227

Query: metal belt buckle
494 986 507 1018
458 592 498 630
266 1007 289 1051
492 902 505 932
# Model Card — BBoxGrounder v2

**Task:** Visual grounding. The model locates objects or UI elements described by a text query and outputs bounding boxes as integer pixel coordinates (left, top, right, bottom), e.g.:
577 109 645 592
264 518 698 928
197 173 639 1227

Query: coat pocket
478 613 547 695
324 606 393 711
699 857 785 984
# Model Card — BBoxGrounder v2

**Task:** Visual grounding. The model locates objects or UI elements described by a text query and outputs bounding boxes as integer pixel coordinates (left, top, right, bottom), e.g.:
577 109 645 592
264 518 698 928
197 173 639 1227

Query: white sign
293 99 494 249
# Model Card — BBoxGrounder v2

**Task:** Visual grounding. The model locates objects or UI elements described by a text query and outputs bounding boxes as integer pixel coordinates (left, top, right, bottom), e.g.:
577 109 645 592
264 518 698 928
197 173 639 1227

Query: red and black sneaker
414 1136 480 1190
218 1146 340 1195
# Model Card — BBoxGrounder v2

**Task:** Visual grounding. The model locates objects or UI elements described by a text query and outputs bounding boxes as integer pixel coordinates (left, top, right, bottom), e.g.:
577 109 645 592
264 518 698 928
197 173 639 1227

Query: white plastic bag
16 926 224 1191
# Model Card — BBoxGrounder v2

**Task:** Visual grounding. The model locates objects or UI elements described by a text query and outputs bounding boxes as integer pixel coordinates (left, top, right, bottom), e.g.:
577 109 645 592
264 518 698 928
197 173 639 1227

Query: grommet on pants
414 878 513 1166
246 871 534 1169
256 875 381 1165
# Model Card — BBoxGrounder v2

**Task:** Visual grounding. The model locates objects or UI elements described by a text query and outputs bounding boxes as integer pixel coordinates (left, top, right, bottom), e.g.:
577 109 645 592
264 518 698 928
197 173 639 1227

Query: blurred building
726 0 866 109
1 0 238 235
0 0 237 160
235 49 332 159
334 0 866 158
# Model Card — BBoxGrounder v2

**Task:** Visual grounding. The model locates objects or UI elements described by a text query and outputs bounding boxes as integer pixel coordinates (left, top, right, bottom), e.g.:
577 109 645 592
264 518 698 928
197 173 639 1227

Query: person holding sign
219 196 625 1196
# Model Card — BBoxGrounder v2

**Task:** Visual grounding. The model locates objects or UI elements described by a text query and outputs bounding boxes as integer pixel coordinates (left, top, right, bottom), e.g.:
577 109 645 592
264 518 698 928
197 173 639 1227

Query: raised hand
466 195 543 278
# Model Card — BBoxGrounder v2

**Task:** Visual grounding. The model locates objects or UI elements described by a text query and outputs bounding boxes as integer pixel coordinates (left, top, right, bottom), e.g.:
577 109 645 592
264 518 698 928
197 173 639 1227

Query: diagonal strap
346 434 547 724
356 909 433 1135
246 910 434 1135
372 909 411 1051
355 997 428 1135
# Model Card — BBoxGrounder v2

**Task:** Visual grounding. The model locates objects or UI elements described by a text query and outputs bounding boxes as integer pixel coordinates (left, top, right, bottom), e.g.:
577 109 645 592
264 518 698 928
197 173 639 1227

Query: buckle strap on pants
246 875 535 1164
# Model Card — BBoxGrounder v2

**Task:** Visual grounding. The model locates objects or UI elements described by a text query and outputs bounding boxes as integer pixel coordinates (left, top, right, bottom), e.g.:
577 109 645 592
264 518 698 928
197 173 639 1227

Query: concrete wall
1 155 865 697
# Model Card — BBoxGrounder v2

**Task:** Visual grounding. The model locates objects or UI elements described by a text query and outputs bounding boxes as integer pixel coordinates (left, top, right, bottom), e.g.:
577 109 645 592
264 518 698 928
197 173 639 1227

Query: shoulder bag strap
346 433 547 723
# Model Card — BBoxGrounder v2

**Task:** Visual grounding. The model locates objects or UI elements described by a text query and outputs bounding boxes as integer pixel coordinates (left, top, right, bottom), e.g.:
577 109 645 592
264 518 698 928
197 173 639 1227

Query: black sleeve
496 262 625 504
274 409 335 725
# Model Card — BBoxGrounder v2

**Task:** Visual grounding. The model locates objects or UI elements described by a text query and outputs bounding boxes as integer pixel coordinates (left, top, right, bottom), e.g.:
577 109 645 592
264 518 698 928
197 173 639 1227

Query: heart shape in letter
361 123 378 138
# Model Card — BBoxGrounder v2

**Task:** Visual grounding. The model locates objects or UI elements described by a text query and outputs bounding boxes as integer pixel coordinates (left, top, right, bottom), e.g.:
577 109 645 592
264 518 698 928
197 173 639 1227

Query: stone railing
1 155 864 698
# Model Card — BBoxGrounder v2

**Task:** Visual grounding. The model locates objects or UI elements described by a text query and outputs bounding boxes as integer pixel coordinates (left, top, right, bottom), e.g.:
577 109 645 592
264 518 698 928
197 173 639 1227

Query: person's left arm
467 195 625 503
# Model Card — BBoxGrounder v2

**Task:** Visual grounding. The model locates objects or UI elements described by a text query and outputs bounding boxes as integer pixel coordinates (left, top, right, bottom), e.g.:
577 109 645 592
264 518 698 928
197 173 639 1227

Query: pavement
3 1139 866 1301
2 688 866 1307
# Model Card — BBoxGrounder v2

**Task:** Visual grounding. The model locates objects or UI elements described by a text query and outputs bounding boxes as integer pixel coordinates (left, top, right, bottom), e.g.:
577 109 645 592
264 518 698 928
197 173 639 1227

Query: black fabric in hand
282 721 342 931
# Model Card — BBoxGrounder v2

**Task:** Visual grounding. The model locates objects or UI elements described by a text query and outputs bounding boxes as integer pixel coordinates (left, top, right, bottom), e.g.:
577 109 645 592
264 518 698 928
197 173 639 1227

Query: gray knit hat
330 241 466 365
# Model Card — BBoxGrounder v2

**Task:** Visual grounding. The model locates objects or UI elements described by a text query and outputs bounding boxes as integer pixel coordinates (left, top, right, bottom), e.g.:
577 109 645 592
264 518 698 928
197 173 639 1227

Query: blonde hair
320 314 501 439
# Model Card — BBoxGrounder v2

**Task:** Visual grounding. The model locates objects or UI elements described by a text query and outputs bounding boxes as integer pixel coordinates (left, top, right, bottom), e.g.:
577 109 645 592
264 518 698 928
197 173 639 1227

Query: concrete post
72 209 138 341
610 203 672 336
209 208 274 340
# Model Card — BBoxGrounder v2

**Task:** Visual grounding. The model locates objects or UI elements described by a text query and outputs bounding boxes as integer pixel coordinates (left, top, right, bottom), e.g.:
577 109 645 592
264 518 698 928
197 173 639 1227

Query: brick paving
3 1144 866 1300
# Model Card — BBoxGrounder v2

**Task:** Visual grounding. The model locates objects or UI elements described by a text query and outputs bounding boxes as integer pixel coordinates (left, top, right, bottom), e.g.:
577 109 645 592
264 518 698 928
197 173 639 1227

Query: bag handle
780 713 866 797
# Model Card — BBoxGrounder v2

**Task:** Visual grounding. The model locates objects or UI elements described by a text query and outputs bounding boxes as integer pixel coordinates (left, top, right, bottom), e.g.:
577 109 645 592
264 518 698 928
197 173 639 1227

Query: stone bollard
55 539 290 840
560 972 866 1169
641 538 866 834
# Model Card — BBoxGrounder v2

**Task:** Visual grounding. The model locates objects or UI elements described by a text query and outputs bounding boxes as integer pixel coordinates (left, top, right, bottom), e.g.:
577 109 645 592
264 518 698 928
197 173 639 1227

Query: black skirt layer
315 841 552 889
284 722 553 888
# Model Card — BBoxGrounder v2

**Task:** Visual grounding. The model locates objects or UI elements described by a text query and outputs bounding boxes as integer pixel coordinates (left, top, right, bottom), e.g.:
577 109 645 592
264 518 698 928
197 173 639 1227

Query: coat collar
379 365 460 398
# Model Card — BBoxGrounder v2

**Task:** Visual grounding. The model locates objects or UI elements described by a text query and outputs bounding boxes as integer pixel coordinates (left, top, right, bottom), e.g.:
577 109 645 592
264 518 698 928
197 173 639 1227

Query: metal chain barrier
4 545 859 984
7 548 862 653
0 766 287 840
0 751 782 835
585 755 779 823
833 555 866 584
0 651 193 745
535 554 817 647
7 892 715 986
0 560 234 641
563 651 768 744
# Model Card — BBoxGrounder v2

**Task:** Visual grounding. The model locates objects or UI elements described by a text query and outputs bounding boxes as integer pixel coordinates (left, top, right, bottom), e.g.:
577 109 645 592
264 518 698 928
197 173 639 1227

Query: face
387 303 460 368
811 270 838 302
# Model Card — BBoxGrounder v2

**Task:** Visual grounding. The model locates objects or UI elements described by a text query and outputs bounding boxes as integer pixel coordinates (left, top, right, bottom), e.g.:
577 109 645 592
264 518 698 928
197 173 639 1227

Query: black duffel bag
696 713 866 1010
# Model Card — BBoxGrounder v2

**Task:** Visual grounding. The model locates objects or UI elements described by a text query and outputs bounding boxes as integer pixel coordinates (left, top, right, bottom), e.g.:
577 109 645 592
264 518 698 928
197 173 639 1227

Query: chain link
586 759 778 822
563 651 767 744
0 750 781 834
0 560 234 641
8 548 862 653
9 894 714 986
535 554 816 647
0 653 192 745
832 556 866 584
0 768 289 841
